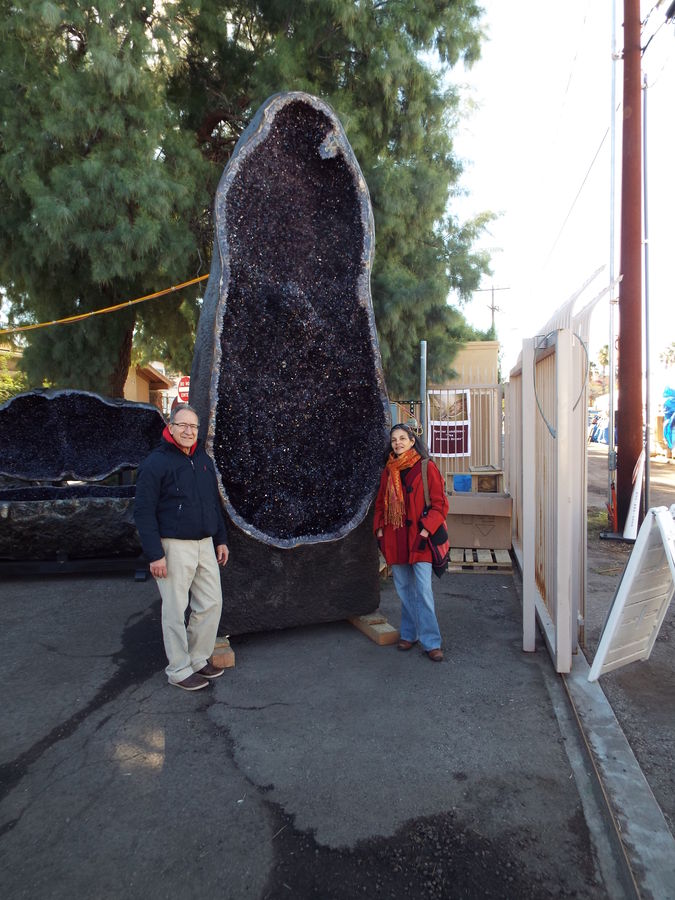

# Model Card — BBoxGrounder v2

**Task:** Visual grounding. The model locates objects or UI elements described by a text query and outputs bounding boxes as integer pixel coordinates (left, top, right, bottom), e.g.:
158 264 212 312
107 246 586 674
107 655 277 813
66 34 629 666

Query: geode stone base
0 487 141 561
219 513 379 636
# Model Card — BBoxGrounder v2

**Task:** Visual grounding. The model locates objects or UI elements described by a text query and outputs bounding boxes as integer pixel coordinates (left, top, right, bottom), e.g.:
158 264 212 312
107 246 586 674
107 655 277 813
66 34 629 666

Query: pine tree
0 1 209 394
172 0 493 395
0 1 492 397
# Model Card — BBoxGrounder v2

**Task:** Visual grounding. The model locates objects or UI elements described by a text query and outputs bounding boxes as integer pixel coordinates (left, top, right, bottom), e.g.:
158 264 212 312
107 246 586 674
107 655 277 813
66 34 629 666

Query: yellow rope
0 273 210 336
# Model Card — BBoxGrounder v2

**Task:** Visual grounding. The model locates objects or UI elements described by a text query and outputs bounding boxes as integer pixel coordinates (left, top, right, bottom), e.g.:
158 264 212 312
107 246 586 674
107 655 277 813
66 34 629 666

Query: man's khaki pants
155 537 223 684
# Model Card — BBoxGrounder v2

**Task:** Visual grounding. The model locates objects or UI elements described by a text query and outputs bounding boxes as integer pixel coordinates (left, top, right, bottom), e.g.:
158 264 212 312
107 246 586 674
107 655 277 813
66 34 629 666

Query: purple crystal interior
0 390 165 483
198 95 387 547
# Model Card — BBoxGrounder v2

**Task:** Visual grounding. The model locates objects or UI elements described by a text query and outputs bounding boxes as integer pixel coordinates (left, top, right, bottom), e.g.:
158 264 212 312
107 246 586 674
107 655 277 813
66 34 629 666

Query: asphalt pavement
0 448 674 899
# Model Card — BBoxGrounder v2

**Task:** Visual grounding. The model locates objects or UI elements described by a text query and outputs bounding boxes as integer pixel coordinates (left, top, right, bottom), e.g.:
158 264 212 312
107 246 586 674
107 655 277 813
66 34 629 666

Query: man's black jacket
134 437 228 563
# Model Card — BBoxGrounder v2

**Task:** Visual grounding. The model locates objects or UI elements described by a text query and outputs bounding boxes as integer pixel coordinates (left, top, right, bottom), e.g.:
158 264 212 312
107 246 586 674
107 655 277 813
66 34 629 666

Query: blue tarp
664 387 675 450
588 417 609 444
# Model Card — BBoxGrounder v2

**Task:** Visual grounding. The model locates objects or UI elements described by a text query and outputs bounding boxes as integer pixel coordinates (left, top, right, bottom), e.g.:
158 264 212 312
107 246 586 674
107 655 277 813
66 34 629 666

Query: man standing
134 403 229 691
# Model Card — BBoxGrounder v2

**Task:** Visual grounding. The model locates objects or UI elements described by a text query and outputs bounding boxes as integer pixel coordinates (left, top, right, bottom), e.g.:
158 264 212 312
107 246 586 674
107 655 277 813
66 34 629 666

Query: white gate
506 329 588 673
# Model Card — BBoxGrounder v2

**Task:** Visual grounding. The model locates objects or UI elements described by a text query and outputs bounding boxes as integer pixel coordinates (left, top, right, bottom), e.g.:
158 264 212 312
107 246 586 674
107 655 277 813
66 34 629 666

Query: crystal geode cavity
0 389 165 483
0 390 165 562
191 93 388 549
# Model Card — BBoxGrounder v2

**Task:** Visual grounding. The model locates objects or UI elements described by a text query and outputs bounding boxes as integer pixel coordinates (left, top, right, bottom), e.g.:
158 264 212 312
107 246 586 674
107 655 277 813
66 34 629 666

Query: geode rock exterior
0 390 165 561
191 92 389 633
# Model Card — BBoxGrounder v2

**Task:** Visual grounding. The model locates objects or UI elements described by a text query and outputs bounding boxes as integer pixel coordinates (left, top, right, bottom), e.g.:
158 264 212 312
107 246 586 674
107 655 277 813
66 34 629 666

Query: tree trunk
108 321 135 398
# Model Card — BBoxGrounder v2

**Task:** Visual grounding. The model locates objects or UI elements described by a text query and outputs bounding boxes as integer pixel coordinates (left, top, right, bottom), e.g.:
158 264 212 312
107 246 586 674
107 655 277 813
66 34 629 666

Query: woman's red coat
373 458 449 566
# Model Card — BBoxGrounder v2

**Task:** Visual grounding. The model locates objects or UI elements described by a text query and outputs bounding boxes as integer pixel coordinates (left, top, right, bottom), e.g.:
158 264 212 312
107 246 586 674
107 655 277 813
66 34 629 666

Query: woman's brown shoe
397 639 417 651
426 648 444 662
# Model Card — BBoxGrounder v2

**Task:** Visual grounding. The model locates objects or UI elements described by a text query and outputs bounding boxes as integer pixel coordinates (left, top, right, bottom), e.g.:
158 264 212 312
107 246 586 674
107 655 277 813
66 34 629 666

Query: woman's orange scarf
383 447 421 527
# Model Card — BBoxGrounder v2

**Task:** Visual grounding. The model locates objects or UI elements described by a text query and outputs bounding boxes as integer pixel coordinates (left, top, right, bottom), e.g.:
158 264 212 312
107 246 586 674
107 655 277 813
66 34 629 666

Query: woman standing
374 423 449 661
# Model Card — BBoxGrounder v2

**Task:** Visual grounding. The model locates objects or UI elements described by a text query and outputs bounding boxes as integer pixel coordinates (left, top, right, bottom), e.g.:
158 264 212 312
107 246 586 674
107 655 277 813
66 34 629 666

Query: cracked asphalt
0 555 635 899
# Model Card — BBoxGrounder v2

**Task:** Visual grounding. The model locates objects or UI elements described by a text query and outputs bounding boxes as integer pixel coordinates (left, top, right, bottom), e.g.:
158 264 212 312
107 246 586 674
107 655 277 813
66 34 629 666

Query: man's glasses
173 422 198 431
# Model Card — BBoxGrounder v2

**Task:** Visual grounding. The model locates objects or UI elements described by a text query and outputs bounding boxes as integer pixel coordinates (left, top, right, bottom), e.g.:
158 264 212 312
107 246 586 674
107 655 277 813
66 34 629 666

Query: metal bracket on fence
532 332 558 439
572 334 589 412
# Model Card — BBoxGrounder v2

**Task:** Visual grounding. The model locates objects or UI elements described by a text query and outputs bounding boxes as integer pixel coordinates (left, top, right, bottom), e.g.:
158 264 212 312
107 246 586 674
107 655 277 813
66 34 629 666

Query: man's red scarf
162 425 197 456
383 447 421 527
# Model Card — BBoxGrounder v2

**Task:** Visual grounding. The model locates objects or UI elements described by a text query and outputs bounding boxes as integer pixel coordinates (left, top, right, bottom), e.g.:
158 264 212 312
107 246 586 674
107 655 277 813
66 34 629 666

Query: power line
544 124 610 266
544 3 671 271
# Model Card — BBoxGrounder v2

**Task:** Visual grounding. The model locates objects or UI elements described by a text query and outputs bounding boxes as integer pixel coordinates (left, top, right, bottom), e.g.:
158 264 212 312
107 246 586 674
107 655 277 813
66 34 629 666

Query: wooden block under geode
349 614 399 646
190 92 389 635
211 637 235 669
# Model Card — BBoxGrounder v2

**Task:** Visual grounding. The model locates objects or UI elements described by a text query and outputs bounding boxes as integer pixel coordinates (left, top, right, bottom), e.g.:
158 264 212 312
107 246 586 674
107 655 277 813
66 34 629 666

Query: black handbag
421 459 450 578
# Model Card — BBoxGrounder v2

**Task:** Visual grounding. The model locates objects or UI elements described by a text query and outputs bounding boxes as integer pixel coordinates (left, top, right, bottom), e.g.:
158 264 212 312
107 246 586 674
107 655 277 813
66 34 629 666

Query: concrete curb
564 652 675 900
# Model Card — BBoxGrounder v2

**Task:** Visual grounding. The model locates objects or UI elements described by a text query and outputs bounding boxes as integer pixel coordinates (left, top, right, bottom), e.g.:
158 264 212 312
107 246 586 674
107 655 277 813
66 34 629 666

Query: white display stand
588 506 675 682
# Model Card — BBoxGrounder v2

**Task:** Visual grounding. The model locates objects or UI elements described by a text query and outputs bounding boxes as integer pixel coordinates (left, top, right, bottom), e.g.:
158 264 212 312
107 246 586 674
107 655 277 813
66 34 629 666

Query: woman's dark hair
384 423 430 463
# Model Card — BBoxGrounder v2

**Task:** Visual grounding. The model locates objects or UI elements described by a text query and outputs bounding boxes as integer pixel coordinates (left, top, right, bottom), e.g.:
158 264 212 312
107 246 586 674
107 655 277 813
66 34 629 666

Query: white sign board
427 389 471 458
588 507 675 682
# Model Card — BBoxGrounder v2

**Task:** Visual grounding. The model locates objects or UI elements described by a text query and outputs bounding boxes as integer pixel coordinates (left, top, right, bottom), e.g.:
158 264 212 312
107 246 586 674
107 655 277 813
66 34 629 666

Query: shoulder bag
421 459 450 578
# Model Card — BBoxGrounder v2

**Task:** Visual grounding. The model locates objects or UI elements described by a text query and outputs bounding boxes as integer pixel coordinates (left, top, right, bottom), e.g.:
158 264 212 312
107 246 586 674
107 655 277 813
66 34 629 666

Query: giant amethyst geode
191 92 389 633
0 390 165 561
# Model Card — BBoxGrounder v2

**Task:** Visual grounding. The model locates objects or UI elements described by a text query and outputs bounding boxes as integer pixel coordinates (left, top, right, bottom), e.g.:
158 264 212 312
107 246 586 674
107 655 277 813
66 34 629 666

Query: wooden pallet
449 547 512 572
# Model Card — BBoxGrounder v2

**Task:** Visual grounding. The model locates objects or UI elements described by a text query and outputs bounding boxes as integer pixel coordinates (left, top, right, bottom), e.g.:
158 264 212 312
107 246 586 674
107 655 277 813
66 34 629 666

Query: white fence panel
507 329 586 672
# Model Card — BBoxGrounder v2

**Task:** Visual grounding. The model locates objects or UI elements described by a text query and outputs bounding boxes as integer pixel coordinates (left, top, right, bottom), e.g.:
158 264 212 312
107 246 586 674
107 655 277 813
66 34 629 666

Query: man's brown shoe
173 673 210 691
426 648 444 662
197 662 225 679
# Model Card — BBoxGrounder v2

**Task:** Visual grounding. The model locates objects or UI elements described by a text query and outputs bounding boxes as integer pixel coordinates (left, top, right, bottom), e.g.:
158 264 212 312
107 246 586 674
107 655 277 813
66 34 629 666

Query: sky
449 0 675 385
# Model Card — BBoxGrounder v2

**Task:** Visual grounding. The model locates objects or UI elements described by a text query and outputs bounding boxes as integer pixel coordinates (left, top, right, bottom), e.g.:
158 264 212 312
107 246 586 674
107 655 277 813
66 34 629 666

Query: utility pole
616 0 643 531
472 285 510 335
488 286 499 332
643 70 650 513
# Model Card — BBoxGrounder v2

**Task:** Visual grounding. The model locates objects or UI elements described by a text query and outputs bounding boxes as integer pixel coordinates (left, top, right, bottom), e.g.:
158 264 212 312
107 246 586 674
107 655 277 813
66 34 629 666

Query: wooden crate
469 466 504 493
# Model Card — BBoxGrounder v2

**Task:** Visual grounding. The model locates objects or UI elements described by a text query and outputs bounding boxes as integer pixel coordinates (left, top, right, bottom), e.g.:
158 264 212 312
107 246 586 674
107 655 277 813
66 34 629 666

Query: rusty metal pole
616 0 643 531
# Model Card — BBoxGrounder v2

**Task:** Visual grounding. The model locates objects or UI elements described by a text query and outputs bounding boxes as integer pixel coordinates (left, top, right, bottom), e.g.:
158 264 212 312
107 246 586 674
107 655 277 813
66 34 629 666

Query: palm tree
660 342 675 369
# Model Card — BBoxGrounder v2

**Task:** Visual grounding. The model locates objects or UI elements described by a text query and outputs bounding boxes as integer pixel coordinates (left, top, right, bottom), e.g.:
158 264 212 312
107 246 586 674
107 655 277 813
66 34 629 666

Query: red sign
429 422 470 457
177 375 190 401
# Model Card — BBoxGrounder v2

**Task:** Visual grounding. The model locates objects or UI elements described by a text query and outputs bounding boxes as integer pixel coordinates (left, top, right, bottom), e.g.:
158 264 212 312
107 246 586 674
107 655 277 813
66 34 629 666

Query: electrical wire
642 17 668 53
543 125 610 267
548 0 593 158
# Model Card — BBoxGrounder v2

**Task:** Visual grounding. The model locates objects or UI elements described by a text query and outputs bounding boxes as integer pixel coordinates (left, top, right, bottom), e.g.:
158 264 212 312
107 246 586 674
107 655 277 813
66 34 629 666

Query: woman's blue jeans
391 562 442 650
